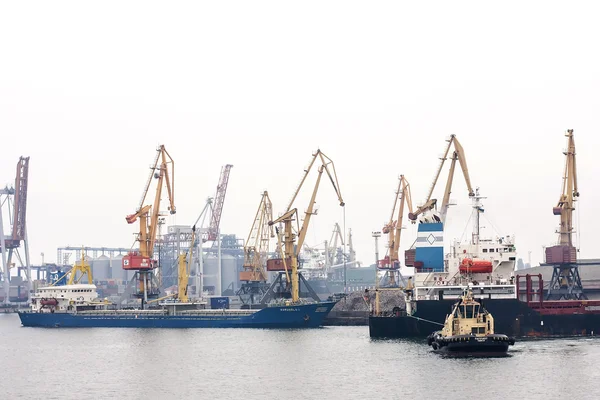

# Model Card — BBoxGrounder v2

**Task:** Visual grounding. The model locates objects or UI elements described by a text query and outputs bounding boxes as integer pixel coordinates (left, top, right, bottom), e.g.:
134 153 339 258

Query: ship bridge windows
483 249 488 253
463 305 477 318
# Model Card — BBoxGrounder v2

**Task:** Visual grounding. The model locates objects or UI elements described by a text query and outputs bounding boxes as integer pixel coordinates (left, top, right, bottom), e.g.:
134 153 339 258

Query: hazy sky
1 1 599 271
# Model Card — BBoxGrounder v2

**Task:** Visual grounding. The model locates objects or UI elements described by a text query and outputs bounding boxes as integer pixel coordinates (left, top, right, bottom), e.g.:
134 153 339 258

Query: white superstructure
30 284 98 313
409 189 518 305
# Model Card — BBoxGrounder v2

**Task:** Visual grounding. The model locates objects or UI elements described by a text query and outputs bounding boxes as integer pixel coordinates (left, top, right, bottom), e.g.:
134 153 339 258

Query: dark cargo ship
370 278 600 338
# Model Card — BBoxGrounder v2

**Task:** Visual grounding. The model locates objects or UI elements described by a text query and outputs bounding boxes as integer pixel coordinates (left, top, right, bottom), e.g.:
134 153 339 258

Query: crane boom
241 191 274 282
381 175 413 267
11 156 29 244
207 164 233 242
269 150 344 303
409 135 474 223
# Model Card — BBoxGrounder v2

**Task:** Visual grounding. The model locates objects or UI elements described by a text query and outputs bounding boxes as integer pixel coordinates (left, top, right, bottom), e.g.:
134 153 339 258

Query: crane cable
343 205 347 293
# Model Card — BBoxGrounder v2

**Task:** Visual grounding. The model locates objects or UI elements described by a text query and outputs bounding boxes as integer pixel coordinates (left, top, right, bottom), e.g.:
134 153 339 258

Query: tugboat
427 286 515 356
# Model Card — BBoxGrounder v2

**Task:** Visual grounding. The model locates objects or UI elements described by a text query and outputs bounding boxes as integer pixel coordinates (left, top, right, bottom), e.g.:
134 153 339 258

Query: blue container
210 297 230 309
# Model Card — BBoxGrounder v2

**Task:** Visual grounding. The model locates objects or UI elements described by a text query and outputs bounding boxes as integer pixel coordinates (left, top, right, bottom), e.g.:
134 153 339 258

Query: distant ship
297 240 373 301
18 284 336 328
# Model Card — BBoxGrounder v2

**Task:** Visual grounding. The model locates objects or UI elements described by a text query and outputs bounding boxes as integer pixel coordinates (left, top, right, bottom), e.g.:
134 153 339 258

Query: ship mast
471 188 485 246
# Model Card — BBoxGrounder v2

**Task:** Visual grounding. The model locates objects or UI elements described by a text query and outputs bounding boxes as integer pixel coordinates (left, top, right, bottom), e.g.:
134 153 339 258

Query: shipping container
210 296 230 309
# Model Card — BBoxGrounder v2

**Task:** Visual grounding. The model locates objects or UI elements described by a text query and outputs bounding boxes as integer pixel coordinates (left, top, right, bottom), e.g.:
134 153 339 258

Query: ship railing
77 309 167 315
179 310 255 316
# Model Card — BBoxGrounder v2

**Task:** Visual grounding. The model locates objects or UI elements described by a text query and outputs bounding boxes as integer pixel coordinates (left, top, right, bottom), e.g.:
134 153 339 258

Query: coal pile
331 289 405 313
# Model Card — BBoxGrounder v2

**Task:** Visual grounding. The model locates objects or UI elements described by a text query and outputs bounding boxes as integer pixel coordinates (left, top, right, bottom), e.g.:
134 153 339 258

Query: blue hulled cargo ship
18 284 336 329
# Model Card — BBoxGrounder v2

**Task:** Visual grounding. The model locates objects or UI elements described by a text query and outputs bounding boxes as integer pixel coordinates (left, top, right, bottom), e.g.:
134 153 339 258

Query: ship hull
430 334 513 356
370 299 600 338
18 302 336 329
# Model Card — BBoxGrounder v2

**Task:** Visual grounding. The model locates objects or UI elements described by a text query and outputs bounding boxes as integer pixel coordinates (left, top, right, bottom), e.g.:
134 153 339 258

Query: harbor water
2 314 599 400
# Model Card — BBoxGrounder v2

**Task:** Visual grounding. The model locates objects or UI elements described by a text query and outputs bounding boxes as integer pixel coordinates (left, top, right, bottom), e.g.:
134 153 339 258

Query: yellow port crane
240 191 274 283
269 150 344 303
408 135 474 223
122 145 176 305
177 226 196 303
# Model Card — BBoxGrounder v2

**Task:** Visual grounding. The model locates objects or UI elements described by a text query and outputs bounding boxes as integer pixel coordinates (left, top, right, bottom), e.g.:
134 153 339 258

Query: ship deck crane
266 150 344 304
122 145 175 307
68 247 93 285
408 135 474 223
237 191 274 305
546 129 585 300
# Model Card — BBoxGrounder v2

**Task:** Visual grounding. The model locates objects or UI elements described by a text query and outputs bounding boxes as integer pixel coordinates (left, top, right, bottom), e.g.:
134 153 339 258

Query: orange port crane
381 175 414 270
268 150 344 303
553 129 579 247
546 129 585 300
122 145 175 304
240 191 274 283
408 135 474 223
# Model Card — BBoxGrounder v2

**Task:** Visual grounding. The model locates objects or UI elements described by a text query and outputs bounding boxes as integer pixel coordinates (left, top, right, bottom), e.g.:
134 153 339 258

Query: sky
1 1 599 271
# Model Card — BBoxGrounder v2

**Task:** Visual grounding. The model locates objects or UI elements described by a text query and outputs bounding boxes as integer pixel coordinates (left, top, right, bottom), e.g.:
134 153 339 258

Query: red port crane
206 164 233 242
122 145 175 305
0 156 31 304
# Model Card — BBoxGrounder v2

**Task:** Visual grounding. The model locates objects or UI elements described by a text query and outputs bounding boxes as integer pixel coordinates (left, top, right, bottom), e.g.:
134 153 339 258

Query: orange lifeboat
459 258 493 274
40 298 59 306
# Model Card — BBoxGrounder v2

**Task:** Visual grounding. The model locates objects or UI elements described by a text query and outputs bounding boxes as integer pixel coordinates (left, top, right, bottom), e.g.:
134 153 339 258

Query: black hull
370 299 600 338
430 335 513 356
